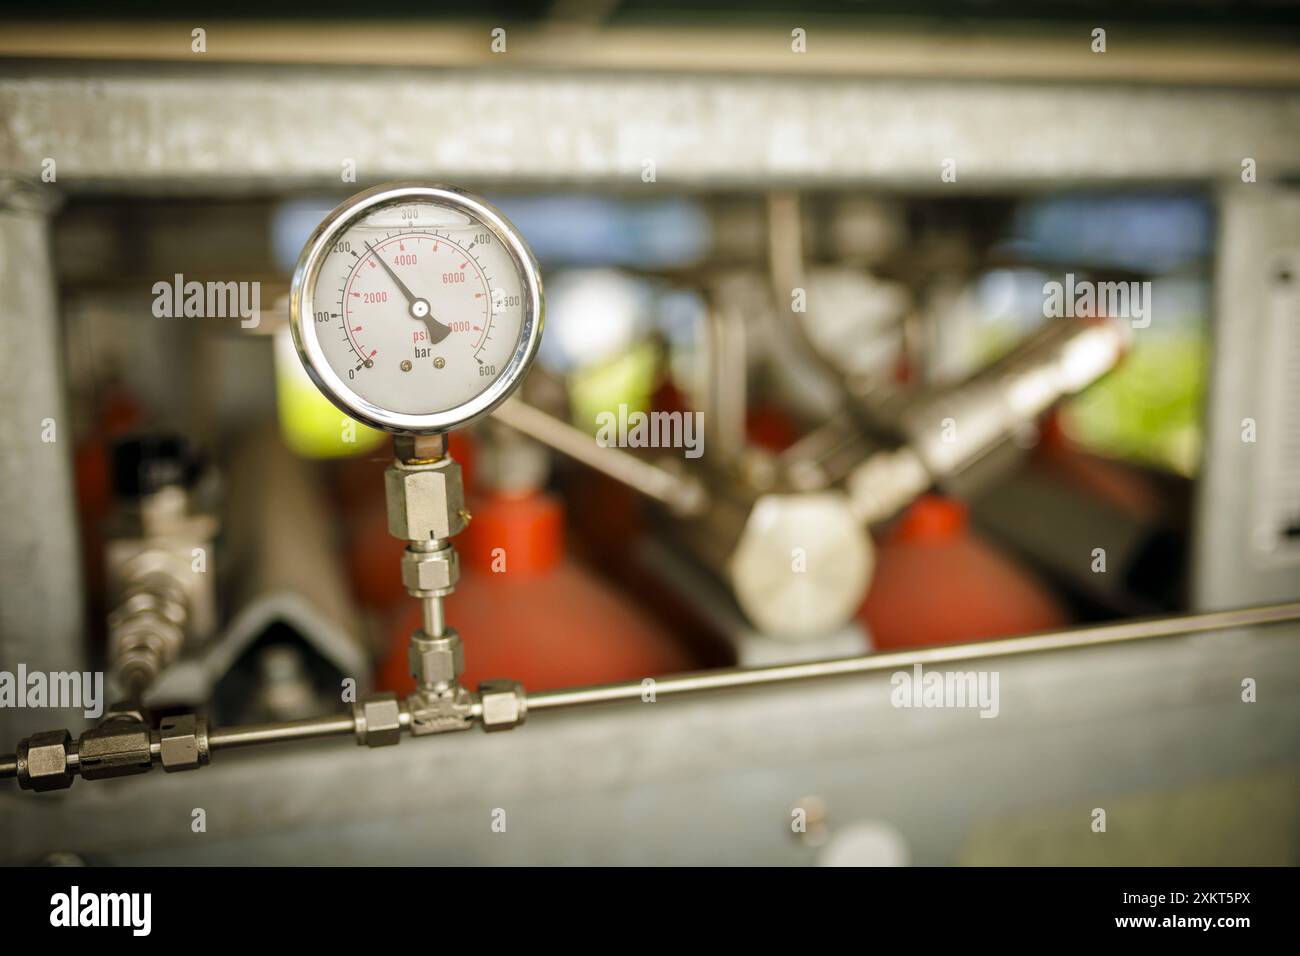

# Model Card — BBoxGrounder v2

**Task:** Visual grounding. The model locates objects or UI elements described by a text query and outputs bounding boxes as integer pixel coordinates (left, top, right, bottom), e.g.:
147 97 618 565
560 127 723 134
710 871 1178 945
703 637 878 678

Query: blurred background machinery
1 2 1299 864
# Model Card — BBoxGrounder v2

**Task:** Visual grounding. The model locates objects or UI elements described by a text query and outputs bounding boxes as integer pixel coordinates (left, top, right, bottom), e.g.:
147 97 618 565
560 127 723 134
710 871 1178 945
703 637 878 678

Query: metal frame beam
2 63 1297 192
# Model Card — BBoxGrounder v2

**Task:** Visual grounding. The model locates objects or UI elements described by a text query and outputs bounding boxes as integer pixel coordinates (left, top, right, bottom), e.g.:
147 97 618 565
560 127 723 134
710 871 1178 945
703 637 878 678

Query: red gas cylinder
860 495 1065 650
378 488 693 693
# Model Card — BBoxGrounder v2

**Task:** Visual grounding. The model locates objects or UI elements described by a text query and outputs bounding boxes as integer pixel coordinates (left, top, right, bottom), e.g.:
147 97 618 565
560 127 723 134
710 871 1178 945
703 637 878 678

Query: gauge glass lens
304 195 530 418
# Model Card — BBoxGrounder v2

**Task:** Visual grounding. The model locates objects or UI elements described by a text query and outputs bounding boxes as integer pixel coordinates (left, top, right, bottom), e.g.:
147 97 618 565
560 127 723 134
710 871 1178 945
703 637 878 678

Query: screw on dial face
291 184 543 434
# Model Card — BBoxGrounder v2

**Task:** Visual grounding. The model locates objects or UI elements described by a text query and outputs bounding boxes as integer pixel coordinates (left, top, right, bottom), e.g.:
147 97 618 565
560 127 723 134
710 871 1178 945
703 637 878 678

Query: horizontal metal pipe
526 601 1300 712
7 603 1295 778
208 714 356 751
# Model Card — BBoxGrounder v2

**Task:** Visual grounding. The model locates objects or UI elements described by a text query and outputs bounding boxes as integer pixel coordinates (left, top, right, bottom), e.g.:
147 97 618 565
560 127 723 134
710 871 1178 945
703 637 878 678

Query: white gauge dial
291 183 543 434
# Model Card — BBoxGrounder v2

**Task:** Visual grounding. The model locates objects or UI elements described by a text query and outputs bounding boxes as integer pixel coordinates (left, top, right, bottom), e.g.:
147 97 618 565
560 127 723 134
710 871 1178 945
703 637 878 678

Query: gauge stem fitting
383 443 482 734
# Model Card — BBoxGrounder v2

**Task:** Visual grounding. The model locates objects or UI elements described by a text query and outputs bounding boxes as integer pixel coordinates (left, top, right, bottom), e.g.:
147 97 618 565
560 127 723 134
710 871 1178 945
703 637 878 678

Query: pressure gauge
290 183 543 434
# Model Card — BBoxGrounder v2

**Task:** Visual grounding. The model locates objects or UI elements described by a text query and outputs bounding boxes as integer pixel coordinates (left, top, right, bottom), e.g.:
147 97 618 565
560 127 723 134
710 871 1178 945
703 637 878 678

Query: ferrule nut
354 693 403 748
16 730 75 792
478 680 527 732
401 545 458 596
158 714 210 772
409 630 463 687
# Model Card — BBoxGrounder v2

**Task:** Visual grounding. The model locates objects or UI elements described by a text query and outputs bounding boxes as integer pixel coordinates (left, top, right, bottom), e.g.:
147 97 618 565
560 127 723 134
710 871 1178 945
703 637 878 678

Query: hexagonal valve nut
478 680 527 732
354 692 403 748
401 545 458 596
409 630 464 687
16 729 75 792
385 457 468 543
158 714 210 772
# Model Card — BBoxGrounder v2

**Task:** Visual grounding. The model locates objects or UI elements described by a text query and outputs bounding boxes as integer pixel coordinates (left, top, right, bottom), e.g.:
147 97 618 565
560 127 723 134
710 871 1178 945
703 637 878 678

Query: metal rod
208 714 356 751
422 596 445 638
493 398 709 516
7 602 1296 784
526 602 1300 712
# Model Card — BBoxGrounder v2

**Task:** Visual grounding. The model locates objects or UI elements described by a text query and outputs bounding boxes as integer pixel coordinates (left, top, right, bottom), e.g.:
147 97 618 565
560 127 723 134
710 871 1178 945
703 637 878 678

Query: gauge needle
366 241 452 344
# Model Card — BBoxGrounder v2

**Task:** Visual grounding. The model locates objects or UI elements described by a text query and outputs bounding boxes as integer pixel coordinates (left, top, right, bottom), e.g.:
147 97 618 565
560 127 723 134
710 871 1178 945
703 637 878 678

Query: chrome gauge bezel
290 182 544 434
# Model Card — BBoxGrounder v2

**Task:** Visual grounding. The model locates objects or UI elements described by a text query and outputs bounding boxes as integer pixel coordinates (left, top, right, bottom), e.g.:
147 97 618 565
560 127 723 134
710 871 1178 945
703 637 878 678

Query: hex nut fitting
158 714 210 772
401 545 459 596
354 692 403 748
16 729 75 792
77 717 153 781
385 458 467 542
409 630 464 687
478 680 527 732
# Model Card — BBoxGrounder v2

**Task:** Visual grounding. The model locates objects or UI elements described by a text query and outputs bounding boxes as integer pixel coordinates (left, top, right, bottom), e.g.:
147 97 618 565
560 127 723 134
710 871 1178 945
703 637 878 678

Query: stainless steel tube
9 603 1295 778
208 714 356 751
493 398 709 516
422 596 446 638
526 602 1300 712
